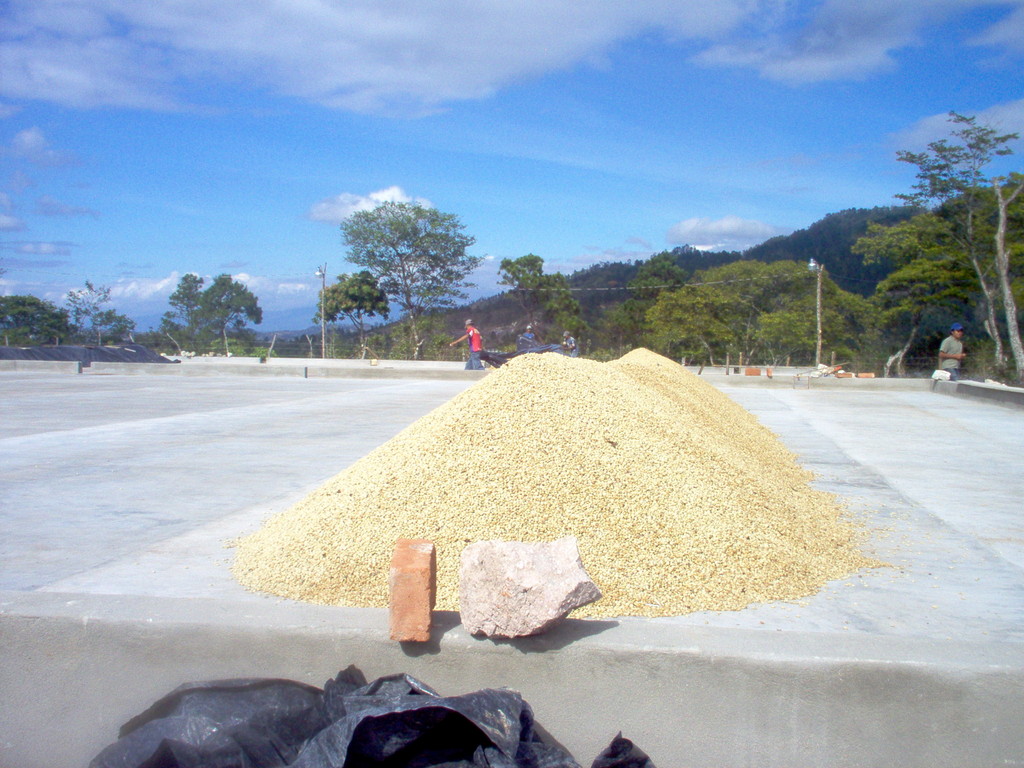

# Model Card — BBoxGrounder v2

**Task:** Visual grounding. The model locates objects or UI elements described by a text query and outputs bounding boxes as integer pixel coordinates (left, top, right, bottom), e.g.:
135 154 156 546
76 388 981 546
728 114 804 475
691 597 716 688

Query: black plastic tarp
0 343 174 364
90 667 655 768
480 345 566 368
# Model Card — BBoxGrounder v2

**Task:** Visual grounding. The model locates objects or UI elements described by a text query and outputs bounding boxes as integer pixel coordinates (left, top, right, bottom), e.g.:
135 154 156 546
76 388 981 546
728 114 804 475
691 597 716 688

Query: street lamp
314 264 327 360
808 258 824 366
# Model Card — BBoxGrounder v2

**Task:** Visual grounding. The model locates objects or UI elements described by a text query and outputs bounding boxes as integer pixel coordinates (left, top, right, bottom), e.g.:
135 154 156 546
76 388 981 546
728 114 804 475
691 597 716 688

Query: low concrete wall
88 361 304 377
2 591 1021 768
306 365 486 381
0 360 81 374
709 374 933 391
86 361 487 381
932 379 1024 409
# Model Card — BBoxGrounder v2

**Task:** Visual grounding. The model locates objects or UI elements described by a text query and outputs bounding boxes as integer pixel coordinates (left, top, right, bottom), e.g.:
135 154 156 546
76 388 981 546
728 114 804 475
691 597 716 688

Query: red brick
388 539 436 642
744 367 761 376
856 372 876 378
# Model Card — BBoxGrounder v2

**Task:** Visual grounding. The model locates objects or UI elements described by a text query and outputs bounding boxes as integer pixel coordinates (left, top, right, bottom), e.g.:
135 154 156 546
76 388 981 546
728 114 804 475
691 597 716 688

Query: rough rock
459 537 602 638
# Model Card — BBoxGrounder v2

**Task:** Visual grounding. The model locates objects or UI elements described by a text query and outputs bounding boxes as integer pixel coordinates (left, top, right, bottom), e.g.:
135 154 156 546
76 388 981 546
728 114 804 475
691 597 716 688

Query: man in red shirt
450 318 484 370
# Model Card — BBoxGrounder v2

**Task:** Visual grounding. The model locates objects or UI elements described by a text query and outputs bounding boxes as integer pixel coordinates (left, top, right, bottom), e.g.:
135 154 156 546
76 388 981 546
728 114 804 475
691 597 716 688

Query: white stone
458 536 602 638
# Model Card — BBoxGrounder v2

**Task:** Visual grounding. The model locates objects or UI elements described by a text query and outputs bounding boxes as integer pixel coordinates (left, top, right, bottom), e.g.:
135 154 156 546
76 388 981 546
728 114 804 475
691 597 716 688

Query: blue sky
2 0 1023 331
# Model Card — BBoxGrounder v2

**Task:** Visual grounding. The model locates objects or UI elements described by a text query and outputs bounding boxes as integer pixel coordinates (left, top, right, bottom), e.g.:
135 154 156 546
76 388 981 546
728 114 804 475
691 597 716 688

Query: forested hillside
451 205 919 340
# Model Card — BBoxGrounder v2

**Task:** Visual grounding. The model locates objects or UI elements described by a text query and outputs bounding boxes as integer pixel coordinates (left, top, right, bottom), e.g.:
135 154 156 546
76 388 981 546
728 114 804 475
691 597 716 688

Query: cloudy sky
2 0 1023 330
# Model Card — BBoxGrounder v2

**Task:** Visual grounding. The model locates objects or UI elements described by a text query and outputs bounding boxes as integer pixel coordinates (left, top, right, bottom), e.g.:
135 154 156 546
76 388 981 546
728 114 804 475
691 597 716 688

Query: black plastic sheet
90 668 655 768
590 734 655 768
90 677 328 768
480 345 566 368
0 343 174 364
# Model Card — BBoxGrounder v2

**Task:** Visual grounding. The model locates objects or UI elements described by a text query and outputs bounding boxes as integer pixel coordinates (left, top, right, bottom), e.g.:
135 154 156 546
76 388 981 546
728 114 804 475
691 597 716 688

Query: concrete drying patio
1 361 1022 768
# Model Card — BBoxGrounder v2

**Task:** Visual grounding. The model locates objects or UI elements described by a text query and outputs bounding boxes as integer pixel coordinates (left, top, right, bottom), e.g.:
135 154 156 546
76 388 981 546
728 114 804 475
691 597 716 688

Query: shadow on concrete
401 613 620 656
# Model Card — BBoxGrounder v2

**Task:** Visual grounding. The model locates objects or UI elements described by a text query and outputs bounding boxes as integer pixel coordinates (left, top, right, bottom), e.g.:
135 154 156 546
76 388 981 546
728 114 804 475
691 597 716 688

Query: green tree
498 254 583 337
613 251 690 349
341 202 479 358
854 214 974 376
198 274 263 355
0 295 71 345
498 254 547 325
160 273 205 352
65 281 135 344
318 270 390 355
872 258 974 376
897 112 1019 367
647 260 869 367
991 172 1024 381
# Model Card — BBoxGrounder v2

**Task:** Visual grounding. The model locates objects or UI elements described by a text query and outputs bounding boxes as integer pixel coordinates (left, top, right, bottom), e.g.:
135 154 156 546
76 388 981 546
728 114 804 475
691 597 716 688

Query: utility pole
808 258 824 366
314 264 327 359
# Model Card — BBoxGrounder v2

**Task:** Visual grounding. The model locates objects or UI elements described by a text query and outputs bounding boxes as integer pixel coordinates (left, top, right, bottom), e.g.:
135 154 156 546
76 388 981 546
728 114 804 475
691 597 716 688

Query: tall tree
161 273 205 351
199 274 262 355
991 172 1024 381
318 270 390 355
498 254 583 336
896 112 1019 366
341 202 478 358
498 254 547 325
854 214 973 376
0 295 71 345
65 281 135 344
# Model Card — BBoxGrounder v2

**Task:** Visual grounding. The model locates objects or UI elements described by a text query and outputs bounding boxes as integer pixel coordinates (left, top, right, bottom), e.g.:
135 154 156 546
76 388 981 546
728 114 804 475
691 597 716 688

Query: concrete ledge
0 359 81 374
306 365 487 380
87 361 303 376
2 590 1022 768
709 374 932 390
932 379 1024 409
85 361 489 380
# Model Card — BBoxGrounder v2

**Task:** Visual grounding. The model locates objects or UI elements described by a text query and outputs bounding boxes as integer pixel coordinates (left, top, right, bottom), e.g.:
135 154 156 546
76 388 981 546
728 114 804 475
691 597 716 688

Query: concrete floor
1 366 1023 767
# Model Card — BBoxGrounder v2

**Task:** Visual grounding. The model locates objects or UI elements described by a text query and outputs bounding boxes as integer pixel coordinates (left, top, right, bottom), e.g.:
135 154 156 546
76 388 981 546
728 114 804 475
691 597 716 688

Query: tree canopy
498 254 583 338
161 273 206 350
65 281 135 344
319 270 390 353
647 260 871 367
0 295 71 345
199 274 263 355
892 111 1023 378
341 201 479 357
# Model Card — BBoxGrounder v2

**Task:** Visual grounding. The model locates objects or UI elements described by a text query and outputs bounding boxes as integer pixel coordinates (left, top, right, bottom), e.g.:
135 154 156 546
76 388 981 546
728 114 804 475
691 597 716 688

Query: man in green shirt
938 323 966 380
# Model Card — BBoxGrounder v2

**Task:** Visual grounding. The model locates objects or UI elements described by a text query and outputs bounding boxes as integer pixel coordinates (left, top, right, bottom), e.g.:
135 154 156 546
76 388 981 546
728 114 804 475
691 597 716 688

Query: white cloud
35 195 100 218
970 5 1024 54
2 0 1018 114
13 241 73 257
107 274 181 302
695 0 1021 84
666 215 785 251
0 213 26 231
229 272 316 300
5 127 78 166
0 0 916 115
8 171 36 193
307 186 433 224
892 99 1024 151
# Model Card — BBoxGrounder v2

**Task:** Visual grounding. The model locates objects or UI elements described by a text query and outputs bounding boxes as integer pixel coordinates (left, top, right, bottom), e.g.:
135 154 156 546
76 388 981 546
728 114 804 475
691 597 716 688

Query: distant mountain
453 205 920 329
735 206 920 295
